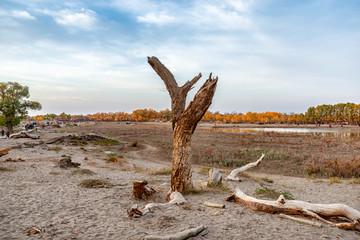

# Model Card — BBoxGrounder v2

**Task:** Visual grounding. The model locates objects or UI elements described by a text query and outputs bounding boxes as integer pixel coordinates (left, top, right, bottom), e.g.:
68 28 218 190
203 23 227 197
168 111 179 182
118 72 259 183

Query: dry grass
306 157 360 178
93 138 119 146
0 166 15 172
198 166 212 175
185 182 231 195
47 146 62 153
78 179 112 188
329 177 342 184
49 171 61 175
103 155 128 164
150 167 172 175
71 168 96 175
348 178 360 184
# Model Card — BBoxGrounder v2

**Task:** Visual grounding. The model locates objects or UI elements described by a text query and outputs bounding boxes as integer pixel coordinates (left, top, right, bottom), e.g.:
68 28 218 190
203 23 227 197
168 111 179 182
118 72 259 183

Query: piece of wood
142 224 206 240
127 191 187 219
132 180 156 200
225 154 265 181
148 57 218 193
207 168 222 186
10 131 40 139
0 147 11 157
226 187 360 230
278 213 322 227
204 201 225 208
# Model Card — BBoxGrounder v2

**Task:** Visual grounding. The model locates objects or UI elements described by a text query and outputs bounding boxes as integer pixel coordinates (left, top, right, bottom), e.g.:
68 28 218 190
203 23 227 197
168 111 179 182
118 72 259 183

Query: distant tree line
29 103 360 125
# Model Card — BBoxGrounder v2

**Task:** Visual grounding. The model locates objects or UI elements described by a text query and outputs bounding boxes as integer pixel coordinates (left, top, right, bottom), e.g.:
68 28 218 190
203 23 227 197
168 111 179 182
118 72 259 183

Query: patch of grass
198 166 212 175
107 153 117 157
261 177 274 183
150 167 172 175
103 155 128 164
348 178 360 184
207 182 232 192
49 171 61 175
93 137 119 146
47 146 62 153
255 185 294 200
125 153 134 159
0 166 15 172
78 179 112 188
71 168 96 175
69 139 88 146
329 177 342 184
186 182 231 195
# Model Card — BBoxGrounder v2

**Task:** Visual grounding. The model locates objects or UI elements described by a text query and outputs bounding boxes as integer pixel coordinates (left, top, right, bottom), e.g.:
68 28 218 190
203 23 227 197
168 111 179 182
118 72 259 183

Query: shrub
71 169 96 175
79 179 112 188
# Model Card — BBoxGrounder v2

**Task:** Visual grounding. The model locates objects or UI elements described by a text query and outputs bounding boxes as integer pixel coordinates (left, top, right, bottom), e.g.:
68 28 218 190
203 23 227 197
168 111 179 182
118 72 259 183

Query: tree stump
132 180 156 200
207 168 222 187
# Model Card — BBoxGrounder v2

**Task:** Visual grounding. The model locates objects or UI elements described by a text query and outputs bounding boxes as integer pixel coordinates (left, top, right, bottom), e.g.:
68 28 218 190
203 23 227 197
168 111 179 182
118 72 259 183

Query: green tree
0 82 42 132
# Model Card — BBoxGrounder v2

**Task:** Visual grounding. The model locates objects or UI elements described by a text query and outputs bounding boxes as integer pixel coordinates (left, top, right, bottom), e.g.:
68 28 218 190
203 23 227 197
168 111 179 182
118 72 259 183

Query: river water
200 127 360 138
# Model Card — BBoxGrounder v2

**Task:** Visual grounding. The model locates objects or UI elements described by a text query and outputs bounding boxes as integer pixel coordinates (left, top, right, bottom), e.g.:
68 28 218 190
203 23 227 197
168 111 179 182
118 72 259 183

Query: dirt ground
0 122 359 239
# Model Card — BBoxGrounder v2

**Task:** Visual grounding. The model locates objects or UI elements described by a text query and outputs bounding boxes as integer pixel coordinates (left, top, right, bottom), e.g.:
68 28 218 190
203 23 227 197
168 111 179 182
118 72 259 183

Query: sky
0 0 359 115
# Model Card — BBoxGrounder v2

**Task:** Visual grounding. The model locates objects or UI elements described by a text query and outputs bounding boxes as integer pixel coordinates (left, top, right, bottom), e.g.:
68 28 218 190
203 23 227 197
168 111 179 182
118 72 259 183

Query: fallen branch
142 224 205 240
127 191 187 219
0 148 12 157
226 187 360 230
204 201 225 209
225 154 265 181
278 213 322 228
11 131 40 139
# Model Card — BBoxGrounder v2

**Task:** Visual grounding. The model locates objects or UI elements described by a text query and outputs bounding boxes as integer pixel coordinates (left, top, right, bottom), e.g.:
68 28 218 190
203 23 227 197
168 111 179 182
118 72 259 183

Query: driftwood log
148 56 218 193
0 148 11 157
226 188 360 230
225 154 265 181
142 224 206 240
11 131 40 139
127 191 187 219
132 180 156 200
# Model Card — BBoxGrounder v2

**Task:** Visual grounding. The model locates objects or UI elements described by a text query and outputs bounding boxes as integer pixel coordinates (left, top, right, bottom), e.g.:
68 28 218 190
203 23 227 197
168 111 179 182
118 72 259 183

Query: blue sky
0 0 359 115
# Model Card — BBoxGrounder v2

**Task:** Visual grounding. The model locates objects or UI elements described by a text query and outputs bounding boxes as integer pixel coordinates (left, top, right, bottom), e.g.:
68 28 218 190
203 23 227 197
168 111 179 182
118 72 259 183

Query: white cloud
54 9 96 30
12 10 36 20
137 13 175 24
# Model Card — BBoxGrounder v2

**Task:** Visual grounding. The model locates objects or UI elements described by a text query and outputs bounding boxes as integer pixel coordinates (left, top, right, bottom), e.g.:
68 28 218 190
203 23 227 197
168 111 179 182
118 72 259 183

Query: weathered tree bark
225 154 265 181
226 188 360 230
148 56 218 193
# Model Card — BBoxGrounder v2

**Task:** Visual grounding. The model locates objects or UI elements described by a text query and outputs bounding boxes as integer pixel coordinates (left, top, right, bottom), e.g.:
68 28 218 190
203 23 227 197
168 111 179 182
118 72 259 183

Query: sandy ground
0 125 359 239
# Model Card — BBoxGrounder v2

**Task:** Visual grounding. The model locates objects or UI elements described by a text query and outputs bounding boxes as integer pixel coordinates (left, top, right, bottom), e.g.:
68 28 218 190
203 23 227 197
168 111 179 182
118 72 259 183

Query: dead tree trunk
148 56 218 193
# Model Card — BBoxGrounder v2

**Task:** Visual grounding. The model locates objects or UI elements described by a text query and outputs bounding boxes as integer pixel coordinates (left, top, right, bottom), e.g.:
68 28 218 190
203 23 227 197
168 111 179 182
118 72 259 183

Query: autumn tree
148 56 218 193
0 82 42 132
